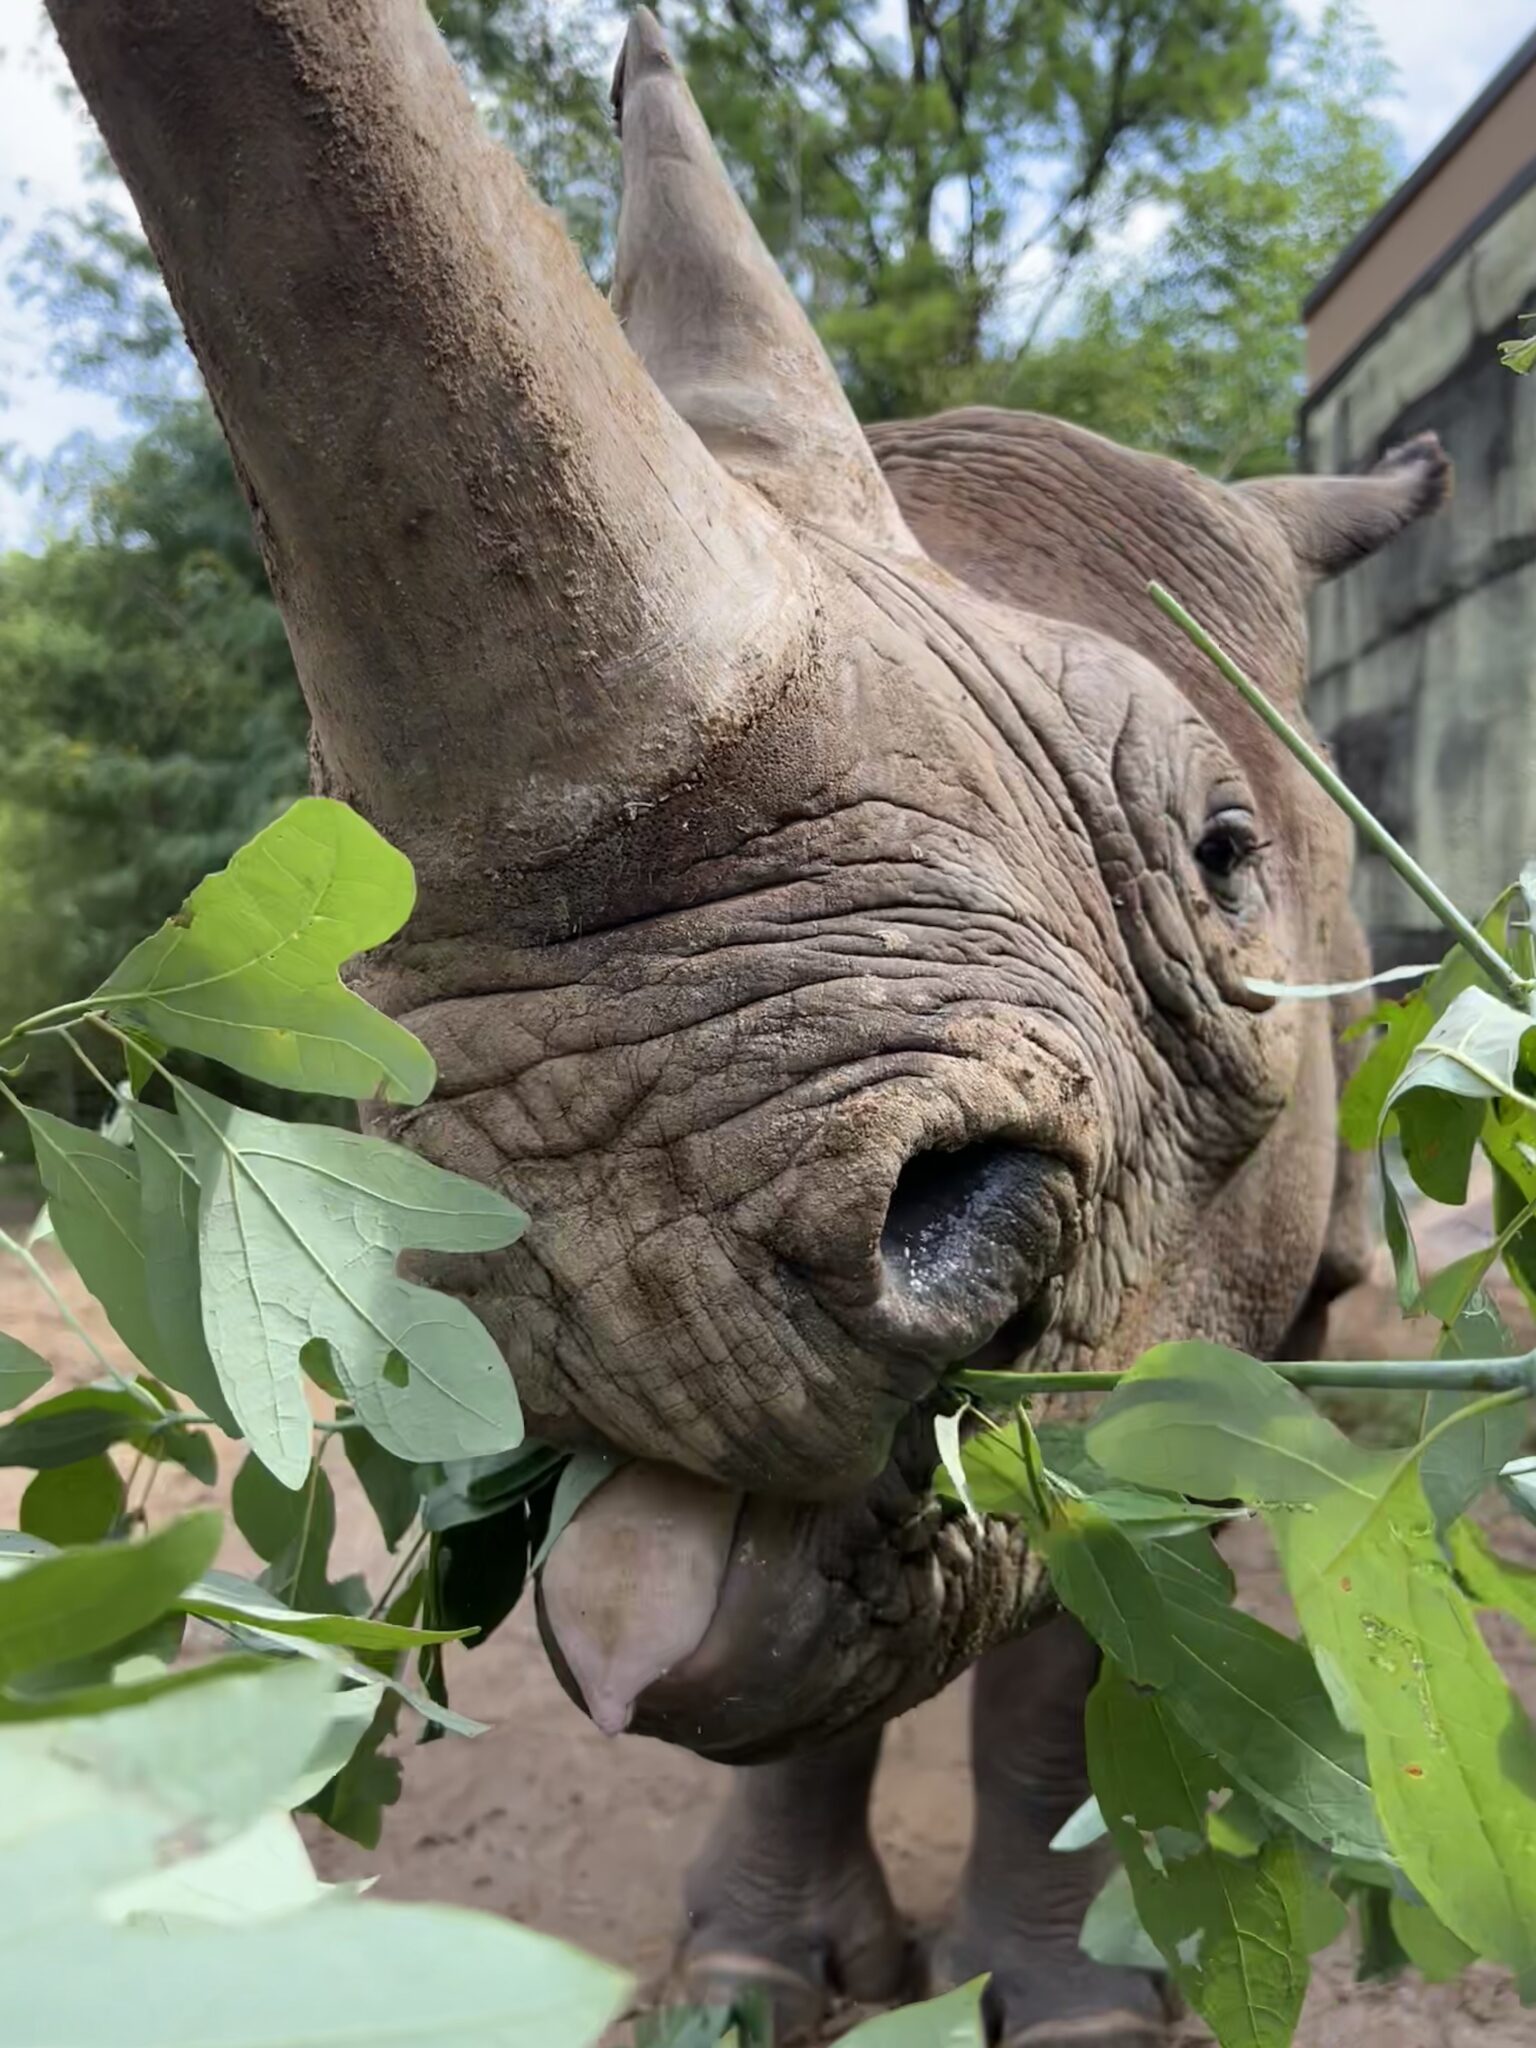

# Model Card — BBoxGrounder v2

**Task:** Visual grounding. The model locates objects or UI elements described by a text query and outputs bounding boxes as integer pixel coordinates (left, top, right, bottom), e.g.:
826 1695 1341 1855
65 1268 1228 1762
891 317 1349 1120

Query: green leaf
148 1420 219 1487
1500 333 1536 374
343 1428 421 1550
92 796 436 1105
0 1513 220 1685
0 1387 155 1470
128 1104 240 1435
533 1448 623 1569
1416 1383 1525 1530
1087 1662 1311 2047
1035 1493 1175 1688
1086 1341 1379 1507
0 1335 51 1412
101 1810 340 1928
1050 1794 1107 1851
302 1687 404 1849
428 1497 538 1650
1280 1456 1536 1984
1079 1864 1165 1972
177 1082 524 1486
420 1441 566 1532
1385 986 1536 1127
0 1653 340 1932
1394 1086 1484 1203
1499 1453 1536 1525
934 1410 979 1522
20 1109 169 1379
837 1979 988 2046
1089 1344 1536 1965
20 1457 125 1545
1388 1896 1476 1983
231 1448 310 1564
1141 1538 1387 1864
1338 994 1431 1150
0 1906 631 2048
1353 1884 1409 1982
185 1585 468 1653
1381 1168 1421 1313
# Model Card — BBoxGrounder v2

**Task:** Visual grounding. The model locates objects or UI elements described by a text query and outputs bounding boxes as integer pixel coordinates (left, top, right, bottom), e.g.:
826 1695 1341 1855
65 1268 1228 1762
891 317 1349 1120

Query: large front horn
612 8 916 552
45 0 810 882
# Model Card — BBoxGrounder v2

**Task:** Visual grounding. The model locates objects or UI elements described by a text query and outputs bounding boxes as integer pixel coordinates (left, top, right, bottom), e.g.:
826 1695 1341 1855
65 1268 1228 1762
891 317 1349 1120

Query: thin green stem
0 1219 135 1393
955 1350 1536 1401
1147 582 1532 1012
370 1524 429 1621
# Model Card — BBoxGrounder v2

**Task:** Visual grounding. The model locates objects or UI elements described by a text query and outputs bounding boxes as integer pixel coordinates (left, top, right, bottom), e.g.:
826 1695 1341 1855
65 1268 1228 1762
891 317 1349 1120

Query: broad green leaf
1416 1382 1525 1530
129 1103 240 1434
1050 1794 1107 1851
0 1905 631 2048
1385 985 1536 1124
1086 1342 1387 1507
0 1512 220 1686
0 1654 338 1933
1388 1897 1476 1983
100 1811 339 1929
0 1335 51 1411
1080 1865 1165 1972
1394 1086 1483 1204
93 797 435 1105
1338 994 1432 1150
941 1415 1043 1518
1034 1493 1174 1688
1141 1539 1386 1864
185 1586 468 1653
1487 1124 1536 1316
838 1980 987 2047
232 1448 311 1564
302 1687 404 1850
428 1495 536 1649
1499 1453 1536 1524
185 1569 485 1736
1448 1517 1536 1635
343 1427 421 1549
1087 1663 1311 2047
1280 1454 1536 1983
420 1440 567 1532
1381 1167 1421 1313
0 1386 156 1470
20 1456 124 1545
934 1410 979 1522
533 1448 623 1569
177 1082 524 1485
21 1109 168 1379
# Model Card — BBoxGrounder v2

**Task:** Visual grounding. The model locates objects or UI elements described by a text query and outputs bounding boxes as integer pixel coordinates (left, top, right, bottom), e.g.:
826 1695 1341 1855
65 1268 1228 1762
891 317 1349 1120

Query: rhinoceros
48 1 1449 2039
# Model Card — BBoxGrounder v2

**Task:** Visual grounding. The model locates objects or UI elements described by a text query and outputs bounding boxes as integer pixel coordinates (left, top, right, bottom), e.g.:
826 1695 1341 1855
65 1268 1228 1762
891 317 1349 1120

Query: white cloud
1291 0 1535 162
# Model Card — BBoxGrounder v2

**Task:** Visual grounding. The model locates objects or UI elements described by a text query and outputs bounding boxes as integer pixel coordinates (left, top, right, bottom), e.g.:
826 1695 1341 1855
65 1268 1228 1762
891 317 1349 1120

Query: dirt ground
2 1194 1533 2047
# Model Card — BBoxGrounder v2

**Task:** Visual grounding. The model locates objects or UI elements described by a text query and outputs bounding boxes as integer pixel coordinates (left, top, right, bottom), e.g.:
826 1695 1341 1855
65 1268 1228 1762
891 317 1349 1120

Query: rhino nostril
876 1140 1077 1361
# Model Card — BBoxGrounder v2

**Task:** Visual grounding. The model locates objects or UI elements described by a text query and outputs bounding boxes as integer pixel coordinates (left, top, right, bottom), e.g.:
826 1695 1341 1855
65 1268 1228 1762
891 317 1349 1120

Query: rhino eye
1194 808 1264 902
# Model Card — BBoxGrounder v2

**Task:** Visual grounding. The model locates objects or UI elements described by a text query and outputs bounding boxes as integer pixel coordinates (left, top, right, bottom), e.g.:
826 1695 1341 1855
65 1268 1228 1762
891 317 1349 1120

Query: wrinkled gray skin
47 3 1450 2039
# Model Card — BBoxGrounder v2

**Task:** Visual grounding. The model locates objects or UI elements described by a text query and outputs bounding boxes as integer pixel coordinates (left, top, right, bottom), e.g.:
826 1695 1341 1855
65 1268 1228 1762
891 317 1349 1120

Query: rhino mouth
536 1379 1049 1760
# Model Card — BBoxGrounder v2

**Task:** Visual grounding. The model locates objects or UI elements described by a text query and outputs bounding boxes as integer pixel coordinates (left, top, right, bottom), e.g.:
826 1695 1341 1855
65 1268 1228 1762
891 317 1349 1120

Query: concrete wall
1302 174 1536 966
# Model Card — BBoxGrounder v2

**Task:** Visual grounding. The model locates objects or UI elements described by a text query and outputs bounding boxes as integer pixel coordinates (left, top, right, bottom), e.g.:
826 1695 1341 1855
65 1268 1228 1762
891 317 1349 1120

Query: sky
2 0 1534 545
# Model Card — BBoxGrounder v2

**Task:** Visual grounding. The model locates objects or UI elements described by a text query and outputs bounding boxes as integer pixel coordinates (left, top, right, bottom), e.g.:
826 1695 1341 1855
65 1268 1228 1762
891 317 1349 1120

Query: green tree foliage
671 0 1284 418
0 403 307 1124
1021 0 1403 475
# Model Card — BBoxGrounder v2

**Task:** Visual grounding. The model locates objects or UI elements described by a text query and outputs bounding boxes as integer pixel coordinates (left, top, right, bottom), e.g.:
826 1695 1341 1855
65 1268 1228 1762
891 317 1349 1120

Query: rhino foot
933 1915 1168 2048
676 1731 915 2041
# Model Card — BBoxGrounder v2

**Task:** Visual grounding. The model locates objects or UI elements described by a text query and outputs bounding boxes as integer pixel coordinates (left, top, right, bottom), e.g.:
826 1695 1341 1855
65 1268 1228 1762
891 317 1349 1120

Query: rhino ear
1237 433 1451 588
610 9 915 550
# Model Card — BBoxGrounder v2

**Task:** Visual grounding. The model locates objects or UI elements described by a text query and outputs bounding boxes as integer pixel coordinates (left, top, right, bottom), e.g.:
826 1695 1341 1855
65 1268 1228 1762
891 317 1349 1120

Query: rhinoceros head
51 0 1449 1758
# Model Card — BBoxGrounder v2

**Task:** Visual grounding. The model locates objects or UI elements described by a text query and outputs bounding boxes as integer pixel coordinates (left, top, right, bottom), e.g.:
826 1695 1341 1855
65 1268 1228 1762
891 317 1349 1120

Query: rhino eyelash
1194 821 1268 885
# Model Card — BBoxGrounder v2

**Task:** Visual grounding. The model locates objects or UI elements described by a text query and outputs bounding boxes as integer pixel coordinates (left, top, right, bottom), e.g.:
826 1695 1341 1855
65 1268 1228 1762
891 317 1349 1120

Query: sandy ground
1 1195 1533 2047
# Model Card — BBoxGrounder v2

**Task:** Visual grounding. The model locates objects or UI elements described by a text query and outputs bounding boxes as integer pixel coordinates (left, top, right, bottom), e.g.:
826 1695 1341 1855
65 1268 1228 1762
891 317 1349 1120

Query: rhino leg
938 1617 1167 2047
678 1729 914 2038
